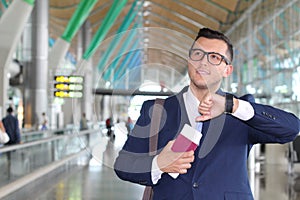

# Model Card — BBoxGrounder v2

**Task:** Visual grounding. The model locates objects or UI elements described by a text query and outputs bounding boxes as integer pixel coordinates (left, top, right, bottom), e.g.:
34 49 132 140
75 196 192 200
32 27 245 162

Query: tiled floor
3 124 300 200
36 165 145 200
7 160 300 200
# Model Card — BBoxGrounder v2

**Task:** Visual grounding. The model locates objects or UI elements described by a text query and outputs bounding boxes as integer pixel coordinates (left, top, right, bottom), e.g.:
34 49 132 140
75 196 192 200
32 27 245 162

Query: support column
0 0 35 117
81 21 93 121
0 67 9 119
26 0 48 128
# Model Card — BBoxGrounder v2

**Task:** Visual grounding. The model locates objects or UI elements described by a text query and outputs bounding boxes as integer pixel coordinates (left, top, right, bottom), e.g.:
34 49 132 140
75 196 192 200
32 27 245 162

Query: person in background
125 116 133 134
40 112 48 130
2 107 21 145
105 117 112 137
80 113 88 131
114 28 300 199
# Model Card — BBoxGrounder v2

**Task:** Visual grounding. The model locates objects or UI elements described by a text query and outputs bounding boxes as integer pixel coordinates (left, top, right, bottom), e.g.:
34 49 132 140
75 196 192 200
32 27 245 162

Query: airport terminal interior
1 0 300 199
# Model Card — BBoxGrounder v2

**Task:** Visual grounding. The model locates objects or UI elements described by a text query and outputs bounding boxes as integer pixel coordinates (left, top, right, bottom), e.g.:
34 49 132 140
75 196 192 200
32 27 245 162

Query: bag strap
142 98 165 200
149 98 165 156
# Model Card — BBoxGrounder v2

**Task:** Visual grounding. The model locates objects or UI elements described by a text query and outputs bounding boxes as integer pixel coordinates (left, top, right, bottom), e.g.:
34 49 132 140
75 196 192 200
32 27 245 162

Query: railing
20 128 73 142
0 128 102 199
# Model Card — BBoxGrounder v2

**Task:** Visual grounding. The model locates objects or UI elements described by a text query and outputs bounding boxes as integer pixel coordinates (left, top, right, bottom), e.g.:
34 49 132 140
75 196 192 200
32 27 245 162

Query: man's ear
223 65 233 77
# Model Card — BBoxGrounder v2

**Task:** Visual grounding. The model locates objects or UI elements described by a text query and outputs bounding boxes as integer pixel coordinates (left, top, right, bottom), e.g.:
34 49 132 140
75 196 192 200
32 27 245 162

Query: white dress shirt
151 87 255 184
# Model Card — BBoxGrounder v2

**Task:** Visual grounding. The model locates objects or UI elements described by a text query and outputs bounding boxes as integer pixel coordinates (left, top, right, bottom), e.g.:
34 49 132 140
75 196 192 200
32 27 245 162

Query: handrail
21 128 72 137
0 128 101 198
23 127 72 134
0 129 99 153
0 149 87 199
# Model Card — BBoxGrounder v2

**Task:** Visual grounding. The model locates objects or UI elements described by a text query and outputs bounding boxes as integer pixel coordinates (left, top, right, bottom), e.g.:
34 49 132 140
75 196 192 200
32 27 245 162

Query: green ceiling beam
1 0 9 8
97 0 141 72
61 0 99 42
82 0 128 60
23 0 35 5
103 24 139 80
113 40 140 81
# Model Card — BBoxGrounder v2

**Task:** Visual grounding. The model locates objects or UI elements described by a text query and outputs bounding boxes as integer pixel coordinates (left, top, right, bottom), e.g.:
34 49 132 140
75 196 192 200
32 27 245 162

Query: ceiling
49 0 257 87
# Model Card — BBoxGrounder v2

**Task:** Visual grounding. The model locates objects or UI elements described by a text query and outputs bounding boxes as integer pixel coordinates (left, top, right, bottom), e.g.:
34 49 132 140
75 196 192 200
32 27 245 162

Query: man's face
187 37 232 92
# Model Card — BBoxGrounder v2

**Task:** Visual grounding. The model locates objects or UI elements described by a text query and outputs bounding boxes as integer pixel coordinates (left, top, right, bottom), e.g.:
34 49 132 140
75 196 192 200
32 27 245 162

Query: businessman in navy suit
114 28 300 199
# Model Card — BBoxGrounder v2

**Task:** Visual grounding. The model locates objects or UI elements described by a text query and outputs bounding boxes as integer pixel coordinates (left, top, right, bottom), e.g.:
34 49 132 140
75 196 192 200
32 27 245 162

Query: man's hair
192 28 233 62
7 107 13 113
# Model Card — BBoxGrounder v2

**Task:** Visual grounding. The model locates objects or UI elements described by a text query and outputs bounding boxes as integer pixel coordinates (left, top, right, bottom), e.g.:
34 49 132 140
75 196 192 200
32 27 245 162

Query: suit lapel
176 86 190 133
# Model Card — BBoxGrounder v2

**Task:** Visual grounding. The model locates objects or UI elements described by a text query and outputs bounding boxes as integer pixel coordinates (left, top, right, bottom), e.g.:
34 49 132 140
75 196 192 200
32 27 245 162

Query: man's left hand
195 93 226 121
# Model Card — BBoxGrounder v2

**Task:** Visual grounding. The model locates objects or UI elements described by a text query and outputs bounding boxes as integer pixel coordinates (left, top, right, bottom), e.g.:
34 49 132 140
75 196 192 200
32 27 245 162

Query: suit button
193 182 198 188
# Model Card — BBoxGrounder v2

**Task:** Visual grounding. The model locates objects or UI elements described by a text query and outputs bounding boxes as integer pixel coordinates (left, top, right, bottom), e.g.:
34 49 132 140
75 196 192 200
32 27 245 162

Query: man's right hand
157 140 195 174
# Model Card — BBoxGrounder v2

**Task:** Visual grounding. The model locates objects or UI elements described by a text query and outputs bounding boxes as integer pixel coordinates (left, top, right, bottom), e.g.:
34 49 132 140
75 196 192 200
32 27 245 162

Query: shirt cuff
151 155 164 184
231 99 254 121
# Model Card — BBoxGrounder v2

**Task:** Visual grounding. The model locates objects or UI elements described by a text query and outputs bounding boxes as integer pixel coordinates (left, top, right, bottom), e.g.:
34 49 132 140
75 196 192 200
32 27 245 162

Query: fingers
197 102 212 121
195 114 211 122
178 163 191 174
198 94 213 117
196 93 227 121
176 153 194 174
157 147 195 174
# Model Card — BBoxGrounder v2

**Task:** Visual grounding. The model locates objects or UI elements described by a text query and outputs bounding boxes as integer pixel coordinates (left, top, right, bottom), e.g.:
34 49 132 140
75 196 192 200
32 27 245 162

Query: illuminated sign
54 83 83 91
54 75 84 83
54 75 84 98
54 91 83 98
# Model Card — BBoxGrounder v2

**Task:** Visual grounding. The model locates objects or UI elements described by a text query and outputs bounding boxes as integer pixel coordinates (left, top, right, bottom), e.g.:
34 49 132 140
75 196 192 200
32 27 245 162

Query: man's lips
196 68 210 75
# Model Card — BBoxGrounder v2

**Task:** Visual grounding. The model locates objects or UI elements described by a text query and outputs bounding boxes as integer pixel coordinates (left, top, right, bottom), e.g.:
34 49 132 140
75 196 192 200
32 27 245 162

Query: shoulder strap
143 98 165 200
149 98 165 156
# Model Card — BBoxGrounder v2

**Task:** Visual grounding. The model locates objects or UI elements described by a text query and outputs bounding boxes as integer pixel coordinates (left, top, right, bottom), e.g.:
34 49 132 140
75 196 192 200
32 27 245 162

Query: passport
171 124 202 152
169 124 202 179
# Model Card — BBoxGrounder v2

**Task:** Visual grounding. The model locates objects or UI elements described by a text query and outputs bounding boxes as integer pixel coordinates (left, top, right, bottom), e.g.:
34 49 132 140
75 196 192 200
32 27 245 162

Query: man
2 107 21 145
114 28 300 199
40 112 48 130
80 113 88 131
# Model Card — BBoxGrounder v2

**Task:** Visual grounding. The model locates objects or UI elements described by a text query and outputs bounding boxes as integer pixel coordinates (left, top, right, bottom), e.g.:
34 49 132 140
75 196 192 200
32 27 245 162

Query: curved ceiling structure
48 0 257 89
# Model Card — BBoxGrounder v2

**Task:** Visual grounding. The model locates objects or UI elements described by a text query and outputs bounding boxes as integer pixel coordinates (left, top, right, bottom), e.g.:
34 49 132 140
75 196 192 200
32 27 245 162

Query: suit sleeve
247 102 300 144
114 100 156 186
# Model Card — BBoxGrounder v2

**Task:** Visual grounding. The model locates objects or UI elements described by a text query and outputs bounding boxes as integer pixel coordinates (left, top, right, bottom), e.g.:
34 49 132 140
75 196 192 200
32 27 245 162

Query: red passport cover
171 124 202 152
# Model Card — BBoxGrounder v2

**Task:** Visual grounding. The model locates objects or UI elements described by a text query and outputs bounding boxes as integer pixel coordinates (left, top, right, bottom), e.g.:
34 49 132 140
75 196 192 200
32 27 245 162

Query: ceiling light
143 1 151 7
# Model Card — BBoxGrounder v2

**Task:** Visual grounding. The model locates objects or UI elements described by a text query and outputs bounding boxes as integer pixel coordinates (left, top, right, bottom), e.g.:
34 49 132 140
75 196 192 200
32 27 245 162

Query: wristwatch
225 93 234 113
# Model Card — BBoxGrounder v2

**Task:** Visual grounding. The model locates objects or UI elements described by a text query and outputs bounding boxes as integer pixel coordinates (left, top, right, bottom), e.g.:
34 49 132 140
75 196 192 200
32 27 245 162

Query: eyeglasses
189 48 231 65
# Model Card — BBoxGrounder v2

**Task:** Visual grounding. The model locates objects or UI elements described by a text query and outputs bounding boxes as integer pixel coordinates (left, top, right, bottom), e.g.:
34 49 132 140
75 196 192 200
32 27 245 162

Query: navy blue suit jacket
114 86 300 199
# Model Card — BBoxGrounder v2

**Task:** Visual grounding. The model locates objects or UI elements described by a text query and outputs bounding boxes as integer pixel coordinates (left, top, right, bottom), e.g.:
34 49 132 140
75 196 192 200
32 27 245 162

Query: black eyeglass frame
188 48 231 65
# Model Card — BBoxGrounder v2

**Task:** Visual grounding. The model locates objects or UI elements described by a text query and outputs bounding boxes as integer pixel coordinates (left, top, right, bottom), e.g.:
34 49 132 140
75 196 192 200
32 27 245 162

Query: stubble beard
190 75 221 94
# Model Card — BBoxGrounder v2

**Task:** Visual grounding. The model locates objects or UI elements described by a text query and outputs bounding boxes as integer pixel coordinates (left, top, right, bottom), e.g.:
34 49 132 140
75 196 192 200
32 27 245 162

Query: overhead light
143 1 151 7
143 11 150 16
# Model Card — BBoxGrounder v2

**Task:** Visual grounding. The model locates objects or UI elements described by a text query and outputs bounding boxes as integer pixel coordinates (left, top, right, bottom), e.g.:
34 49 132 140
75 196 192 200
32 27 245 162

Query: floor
6 160 300 200
3 123 300 200
36 165 145 200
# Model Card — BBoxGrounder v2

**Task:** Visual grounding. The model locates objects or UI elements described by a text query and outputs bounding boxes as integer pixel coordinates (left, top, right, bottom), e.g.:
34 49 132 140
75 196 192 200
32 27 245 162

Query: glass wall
226 0 300 116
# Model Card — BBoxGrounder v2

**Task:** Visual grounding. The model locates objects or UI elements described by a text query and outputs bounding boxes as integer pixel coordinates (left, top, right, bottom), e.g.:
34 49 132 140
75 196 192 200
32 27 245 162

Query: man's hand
157 140 195 174
196 93 239 121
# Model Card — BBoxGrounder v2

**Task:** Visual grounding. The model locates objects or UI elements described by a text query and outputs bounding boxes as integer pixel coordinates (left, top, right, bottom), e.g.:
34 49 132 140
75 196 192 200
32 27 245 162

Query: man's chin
192 80 221 92
191 82 208 90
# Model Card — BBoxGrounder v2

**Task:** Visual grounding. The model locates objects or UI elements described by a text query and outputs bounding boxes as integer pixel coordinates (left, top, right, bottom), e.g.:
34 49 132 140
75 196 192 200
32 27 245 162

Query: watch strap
225 93 234 113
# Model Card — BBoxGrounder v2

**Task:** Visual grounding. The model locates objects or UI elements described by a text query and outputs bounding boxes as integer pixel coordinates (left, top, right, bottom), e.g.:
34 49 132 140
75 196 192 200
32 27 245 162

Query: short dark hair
7 107 13 113
192 28 233 62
